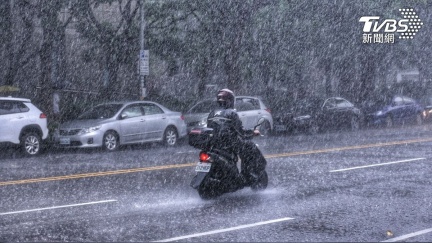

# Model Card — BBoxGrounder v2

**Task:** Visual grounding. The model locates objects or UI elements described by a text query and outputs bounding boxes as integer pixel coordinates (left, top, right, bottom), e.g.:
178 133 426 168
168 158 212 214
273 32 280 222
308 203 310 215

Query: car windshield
78 104 123 120
188 100 218 113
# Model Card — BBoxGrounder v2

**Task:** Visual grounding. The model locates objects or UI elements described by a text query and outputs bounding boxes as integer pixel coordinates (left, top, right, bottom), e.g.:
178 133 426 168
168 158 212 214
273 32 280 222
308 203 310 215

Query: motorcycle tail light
199 152 210 162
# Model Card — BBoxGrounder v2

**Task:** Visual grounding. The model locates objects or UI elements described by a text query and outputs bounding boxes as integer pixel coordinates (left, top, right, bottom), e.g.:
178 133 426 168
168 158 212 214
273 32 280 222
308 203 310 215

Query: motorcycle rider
207 88 267 187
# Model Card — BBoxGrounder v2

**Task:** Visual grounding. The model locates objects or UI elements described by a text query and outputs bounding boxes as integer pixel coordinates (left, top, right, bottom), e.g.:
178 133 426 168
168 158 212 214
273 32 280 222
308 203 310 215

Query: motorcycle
188 118 268 199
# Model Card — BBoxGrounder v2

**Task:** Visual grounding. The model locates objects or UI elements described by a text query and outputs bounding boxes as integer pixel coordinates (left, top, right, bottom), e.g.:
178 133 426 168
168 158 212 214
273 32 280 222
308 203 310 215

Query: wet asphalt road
1 124 432 242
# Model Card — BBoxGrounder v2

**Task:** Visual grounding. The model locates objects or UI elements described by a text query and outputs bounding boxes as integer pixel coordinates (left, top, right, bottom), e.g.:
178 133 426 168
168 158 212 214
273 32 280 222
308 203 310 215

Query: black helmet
216 88 235 109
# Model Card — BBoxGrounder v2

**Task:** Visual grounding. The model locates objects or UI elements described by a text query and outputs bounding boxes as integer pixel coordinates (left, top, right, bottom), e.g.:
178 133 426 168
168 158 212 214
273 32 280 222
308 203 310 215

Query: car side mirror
120 113 128 119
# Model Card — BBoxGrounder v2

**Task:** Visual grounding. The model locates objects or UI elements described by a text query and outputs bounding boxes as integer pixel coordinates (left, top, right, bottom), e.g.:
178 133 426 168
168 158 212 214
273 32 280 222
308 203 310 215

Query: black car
273 96 363 134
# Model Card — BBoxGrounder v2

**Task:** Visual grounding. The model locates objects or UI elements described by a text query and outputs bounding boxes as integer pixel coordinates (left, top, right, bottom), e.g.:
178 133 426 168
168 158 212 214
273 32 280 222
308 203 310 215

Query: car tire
259 120 271 136
21 132 42 156
385 115 393 128
163 126 178 146
103 131 119 151
350 116 360 131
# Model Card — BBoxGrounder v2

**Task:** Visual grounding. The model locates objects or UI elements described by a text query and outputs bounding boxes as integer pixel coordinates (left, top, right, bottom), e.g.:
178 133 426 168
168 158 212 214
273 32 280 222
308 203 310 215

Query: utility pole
139 0 146 100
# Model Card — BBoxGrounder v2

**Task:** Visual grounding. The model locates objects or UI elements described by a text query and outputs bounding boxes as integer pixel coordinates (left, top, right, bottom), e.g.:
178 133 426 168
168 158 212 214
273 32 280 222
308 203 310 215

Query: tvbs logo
359 8 423 42
359 17 408 33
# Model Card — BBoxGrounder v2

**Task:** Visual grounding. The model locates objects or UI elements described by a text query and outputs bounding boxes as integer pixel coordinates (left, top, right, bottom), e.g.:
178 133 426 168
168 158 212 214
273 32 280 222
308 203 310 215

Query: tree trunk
1 1 13 86
99 50 120 101
39 0 67 120
324 59 332 97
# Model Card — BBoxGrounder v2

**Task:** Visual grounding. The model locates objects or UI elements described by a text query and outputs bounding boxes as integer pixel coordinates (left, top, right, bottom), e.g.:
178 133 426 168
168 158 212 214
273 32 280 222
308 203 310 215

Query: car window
78 104 123 120
236 98 260 111
236 100 255 111
250 99 261 109
0 101 28 115
335 98 353 108
392 96 404 106
17 102 30 112
323 98 336 109
142 103 164 115
403 97 415 105
121 105 143 118
189 100 218 113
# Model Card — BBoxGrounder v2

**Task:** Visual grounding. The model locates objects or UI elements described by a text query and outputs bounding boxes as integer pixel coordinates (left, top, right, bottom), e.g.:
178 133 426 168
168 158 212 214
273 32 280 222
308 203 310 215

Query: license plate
195 162 211 172
60 137 71 145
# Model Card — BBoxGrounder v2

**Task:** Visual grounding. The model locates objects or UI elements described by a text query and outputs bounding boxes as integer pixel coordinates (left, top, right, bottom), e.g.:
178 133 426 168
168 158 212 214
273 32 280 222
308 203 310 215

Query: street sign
139 50 149 76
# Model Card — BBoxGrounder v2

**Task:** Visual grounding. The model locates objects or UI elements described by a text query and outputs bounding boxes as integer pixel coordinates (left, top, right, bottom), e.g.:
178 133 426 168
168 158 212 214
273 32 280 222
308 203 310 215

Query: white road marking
381 228 432 242
329 158 426 173
152 217 294 242
0 199 117 216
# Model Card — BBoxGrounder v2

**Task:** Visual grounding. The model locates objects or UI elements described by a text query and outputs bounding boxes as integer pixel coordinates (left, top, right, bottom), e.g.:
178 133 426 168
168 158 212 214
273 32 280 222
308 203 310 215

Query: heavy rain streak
1 0 432 242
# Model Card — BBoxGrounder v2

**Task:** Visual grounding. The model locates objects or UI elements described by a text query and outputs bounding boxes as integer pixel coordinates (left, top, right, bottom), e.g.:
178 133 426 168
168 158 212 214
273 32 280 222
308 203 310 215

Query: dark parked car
273 96 363 134
362 95 424 127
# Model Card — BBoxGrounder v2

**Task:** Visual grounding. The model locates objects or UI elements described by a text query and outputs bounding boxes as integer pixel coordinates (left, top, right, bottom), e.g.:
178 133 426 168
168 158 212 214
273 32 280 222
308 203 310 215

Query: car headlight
78 126 101 135
198 118 208 127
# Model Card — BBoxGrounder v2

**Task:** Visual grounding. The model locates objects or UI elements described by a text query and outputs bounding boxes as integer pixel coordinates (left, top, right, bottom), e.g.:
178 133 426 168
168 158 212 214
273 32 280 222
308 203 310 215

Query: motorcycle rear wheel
251 170 268 191
198 178 224 200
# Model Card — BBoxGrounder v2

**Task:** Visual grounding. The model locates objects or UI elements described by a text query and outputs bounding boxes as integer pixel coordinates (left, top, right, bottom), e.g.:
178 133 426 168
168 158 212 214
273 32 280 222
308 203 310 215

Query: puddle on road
129 187 284 213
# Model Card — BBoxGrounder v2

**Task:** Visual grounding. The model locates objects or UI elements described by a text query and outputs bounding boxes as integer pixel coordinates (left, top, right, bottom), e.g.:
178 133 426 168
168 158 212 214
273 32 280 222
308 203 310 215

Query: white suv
0 97 49 156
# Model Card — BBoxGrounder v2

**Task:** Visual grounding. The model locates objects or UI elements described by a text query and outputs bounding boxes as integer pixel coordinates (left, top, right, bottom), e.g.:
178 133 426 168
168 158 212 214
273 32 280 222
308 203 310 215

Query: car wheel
21 132 42 156
385 116 393 128
163 127 178 146
350 116 360 131
103 131 119 151
416 113 423 125
258 120 271 136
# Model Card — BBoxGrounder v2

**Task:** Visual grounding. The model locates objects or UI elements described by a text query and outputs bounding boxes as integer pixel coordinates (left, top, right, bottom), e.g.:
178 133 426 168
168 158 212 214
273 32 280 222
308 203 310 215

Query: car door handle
140 119 145 122
162 117 166 119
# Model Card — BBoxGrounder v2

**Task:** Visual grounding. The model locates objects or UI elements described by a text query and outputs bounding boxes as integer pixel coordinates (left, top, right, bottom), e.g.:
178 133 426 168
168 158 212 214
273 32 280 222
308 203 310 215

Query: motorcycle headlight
78 126 101 135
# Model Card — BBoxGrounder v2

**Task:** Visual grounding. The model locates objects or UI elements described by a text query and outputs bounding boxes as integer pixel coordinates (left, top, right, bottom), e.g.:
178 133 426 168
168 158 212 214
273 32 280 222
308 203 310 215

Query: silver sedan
54 101 187 151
